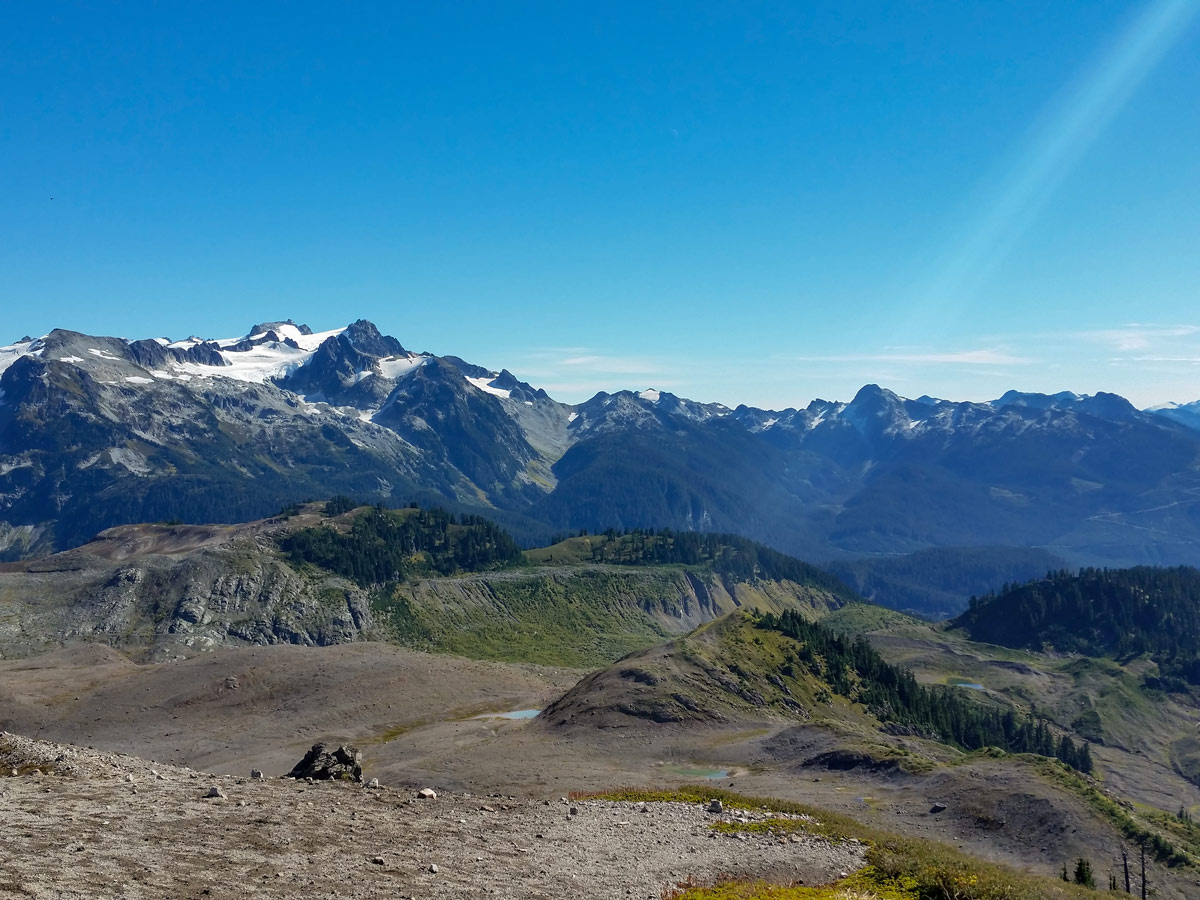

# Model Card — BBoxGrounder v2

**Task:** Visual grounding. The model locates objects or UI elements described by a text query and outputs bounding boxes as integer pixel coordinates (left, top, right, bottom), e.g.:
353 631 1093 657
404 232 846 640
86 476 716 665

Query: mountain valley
6 323 1200 898
5 319 1200 619
6 501 1200 896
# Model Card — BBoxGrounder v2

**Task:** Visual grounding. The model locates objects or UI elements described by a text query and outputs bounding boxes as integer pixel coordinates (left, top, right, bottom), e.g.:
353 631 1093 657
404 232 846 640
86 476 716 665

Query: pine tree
1079 741 1094 775
1073 857 1095 888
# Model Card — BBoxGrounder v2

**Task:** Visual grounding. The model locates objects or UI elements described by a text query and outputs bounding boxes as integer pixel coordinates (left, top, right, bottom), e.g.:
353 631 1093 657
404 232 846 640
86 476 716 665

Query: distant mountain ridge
4 319 1200 588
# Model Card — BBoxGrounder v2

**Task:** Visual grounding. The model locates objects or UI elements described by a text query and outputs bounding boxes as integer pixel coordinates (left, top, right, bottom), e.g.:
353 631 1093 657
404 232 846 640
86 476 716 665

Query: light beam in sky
920 0 1199 316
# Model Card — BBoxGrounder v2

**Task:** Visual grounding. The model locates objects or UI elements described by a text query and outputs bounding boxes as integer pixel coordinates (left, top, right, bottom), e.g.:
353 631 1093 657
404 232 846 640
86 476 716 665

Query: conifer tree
1073 857 1095 888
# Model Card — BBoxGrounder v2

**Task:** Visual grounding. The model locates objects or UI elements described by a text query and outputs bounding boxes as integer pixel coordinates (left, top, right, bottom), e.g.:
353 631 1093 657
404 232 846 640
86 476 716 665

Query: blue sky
3 2 1198 409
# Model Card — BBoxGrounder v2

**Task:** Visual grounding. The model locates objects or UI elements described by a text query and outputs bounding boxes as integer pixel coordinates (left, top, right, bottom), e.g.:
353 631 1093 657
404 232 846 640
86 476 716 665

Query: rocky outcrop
286 743 363 782
0 530 380 660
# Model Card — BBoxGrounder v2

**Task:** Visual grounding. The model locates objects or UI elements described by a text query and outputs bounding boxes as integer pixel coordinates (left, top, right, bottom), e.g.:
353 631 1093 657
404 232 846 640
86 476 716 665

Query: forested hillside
758 610 1094 772
531 528 857 601
278 503 524 586
954 567 1200 686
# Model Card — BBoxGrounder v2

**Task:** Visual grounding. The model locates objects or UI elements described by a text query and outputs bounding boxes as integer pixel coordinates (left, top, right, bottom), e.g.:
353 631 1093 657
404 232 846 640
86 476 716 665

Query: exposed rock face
0 512 842 662
287 743 363 782
0 526 379 660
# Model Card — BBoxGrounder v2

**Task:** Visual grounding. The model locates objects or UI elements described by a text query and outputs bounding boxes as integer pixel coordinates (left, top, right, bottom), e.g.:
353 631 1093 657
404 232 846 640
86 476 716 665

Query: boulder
286 743 363 782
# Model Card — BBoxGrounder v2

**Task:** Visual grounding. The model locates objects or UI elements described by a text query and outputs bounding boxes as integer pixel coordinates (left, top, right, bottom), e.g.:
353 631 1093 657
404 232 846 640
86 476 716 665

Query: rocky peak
248 319 314 336
342 320 406 358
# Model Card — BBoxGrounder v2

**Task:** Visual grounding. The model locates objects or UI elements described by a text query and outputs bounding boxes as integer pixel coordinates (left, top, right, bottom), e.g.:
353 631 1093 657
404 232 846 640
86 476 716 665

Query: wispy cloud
510 346 668 379
1078 323 1200 352
558 354 664 374
787 348 1033 366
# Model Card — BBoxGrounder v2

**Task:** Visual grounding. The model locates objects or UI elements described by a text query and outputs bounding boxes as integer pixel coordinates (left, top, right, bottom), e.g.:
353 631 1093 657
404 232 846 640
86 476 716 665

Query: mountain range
4 318 1200 606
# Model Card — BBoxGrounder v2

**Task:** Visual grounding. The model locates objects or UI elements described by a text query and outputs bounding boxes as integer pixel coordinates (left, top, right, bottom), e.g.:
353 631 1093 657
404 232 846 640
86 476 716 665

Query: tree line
569 528 857 600
278 502 524 586
957 566 1200 687
758 610 1094 773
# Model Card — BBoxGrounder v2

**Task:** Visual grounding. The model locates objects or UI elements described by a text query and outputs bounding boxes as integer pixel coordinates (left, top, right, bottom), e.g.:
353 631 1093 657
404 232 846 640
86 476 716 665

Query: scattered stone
286 743 363 783
124 773 135 783
366 777 380 789
930 802 947 814
417 788 437 800
480 804 496 812
428 864 439 874
250 769 264 780
371 856 384 866
707 799 723 814
204 786 226 799
569 807 579 816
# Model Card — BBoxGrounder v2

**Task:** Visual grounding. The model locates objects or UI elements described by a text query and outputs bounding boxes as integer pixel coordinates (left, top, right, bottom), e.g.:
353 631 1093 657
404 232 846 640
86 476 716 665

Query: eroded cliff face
0 521 843 666
0 546 379 660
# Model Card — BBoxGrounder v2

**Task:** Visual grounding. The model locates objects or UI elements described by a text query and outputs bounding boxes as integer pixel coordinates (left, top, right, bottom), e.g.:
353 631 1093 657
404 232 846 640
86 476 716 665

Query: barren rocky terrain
5 640 1197 898
0 733 863 900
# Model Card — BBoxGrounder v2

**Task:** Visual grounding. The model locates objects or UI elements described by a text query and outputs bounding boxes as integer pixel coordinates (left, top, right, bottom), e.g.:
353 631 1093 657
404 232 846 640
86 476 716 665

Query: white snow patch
216 325 344 353
466 375 511 399
59 355 84 364
87 347 121 360
638 389 661 403
762 417 778 429
167 326 357 384
377 355 428 379
187 342 307 383
567 411 578 423
124 376 153 385
524 400 533 406
0 340 44 380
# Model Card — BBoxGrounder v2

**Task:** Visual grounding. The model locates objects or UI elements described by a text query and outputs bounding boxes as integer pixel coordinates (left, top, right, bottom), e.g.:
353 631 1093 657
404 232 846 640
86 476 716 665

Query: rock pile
286 743 364 782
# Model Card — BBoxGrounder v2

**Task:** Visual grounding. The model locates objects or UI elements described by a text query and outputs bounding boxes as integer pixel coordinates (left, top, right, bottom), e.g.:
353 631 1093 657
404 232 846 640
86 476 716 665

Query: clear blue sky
3 2 1199 408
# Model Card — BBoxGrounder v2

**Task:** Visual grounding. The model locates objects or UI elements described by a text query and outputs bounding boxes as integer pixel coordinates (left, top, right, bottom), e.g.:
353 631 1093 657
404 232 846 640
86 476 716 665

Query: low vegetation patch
661 867 919 900
1032 757 1194 867
575 786 1113 900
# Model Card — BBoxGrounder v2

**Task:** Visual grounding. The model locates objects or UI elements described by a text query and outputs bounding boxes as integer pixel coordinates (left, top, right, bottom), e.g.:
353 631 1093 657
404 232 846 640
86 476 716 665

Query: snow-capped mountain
3 319 1200 573
1147 399 1200 433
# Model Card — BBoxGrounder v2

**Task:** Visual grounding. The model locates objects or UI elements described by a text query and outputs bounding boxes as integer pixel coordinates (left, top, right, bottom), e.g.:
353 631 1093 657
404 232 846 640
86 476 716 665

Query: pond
663 764 731 779
472 708 541 720
947 677 985 690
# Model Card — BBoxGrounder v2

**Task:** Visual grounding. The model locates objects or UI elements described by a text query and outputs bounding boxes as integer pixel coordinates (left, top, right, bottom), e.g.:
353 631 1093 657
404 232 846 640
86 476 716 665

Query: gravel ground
0 733 864 900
